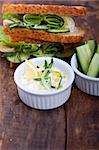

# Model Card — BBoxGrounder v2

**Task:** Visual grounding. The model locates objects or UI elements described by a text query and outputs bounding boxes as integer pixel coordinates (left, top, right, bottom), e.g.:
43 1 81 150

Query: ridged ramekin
14 57 75 110
71 54 99 96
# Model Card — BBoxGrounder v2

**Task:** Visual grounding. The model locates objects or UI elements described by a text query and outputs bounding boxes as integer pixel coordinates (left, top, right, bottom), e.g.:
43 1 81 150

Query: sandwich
2 4 86 43
0 26 78 65
0 4 86 67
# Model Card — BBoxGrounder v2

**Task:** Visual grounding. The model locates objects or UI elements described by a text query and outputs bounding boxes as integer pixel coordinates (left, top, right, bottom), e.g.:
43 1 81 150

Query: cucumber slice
6 53 30 63
47 28 70 33
44 14 64 28
76 44 92 74
23 14 42 25
41 77 50 90
87 40 97 54
96 45 99 53
33 25 48 30
87 53 99 77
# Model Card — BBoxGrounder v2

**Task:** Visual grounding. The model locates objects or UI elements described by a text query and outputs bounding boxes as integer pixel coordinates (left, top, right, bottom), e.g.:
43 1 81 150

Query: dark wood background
0 1 99 150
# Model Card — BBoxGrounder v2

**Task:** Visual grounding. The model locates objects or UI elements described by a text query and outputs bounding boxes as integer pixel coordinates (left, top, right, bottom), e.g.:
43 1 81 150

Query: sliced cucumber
87 40 97 54
87 53 99 77
33 25 48 30
44 14 64 28
96 45 99 53
41 77 50 90
76 44 92 74
47 28 70 33
23 14 42 25
6 53 30 63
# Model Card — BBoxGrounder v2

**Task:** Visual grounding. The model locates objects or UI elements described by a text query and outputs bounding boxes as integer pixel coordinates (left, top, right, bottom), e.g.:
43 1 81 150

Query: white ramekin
71 54 99 96
14 57 75 110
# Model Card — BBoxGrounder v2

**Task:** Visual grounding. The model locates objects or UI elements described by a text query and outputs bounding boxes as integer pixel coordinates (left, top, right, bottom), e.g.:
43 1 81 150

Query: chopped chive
49 58 53 68
34 77 41 81
44 60 48 69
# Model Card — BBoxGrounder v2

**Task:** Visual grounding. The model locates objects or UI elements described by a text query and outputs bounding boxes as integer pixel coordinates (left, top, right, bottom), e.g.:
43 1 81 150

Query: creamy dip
20 59 68 93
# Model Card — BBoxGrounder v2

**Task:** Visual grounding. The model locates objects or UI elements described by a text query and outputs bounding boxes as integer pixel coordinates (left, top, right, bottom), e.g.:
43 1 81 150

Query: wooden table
0 1 99 150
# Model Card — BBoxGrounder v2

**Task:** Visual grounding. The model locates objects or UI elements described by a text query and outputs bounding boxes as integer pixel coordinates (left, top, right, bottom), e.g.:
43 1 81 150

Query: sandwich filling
3 14 76 33
0 26 77 64
0 26 64 63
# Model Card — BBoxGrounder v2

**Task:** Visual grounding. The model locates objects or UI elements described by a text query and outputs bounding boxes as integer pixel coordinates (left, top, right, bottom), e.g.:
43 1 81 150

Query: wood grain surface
0 1 99 150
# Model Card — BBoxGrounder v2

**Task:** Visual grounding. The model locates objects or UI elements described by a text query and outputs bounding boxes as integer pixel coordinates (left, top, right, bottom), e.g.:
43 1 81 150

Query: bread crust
3 26 85 43
2 4 86 16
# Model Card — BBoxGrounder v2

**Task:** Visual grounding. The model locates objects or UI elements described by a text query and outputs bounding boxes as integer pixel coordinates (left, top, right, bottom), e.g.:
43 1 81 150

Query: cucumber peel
87 40 97 54
96 45 99 53
23 14 42 25
87 53 99 77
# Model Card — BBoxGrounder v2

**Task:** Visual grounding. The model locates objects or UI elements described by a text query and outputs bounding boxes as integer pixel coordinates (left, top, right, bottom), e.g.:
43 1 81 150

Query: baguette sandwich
2 4 86 43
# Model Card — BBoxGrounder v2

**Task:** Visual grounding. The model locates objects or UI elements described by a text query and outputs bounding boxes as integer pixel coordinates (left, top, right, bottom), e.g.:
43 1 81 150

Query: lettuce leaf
0 26 9 41
0 26 39 51
3 14 23 20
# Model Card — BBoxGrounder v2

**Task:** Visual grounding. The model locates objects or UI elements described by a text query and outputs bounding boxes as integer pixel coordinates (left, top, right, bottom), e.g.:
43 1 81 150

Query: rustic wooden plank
66 1 99 150
66 86 99 150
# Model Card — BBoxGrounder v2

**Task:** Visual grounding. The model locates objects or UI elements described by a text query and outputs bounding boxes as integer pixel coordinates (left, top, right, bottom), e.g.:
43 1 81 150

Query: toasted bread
3 26 84 43
2 4 86 16
11 36 52 44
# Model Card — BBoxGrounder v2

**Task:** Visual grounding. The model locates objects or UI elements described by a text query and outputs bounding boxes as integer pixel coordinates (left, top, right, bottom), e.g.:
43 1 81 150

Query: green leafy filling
0 26 65 63
0 25 78 63
3 14 70 33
